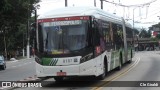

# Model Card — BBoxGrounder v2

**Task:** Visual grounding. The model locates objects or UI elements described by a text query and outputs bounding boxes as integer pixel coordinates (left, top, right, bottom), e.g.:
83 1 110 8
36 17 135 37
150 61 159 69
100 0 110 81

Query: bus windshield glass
40 20 88 54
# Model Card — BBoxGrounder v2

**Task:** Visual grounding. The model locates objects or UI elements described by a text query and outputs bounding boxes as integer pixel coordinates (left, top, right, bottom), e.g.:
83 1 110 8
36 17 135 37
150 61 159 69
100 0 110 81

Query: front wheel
97 61 106 80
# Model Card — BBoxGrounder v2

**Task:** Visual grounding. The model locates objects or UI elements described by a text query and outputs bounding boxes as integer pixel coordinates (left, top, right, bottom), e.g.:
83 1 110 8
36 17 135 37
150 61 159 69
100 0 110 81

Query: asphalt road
2 51 160 90
0 58 36 81
100 51 160 90
9 51 139 90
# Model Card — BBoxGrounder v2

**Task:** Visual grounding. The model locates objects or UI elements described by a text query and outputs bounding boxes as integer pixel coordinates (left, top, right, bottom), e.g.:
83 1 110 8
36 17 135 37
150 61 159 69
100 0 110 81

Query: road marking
92 57 140 90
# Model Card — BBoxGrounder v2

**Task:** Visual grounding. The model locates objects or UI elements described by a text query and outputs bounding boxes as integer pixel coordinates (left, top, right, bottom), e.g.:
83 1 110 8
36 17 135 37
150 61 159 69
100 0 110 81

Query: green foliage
139 28 151 38
147 30 151 38
149 21 160 40
0 0 40 54
150 37 159 41
133 28 139 35
156 34 160 39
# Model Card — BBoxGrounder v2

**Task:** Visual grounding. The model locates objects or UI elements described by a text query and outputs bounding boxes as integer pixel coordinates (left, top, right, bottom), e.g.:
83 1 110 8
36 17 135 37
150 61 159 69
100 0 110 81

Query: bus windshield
40 20 88 54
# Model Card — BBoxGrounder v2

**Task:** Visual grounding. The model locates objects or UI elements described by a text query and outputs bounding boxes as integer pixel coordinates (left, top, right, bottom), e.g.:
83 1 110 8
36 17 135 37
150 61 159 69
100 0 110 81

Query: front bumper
36 59 96 77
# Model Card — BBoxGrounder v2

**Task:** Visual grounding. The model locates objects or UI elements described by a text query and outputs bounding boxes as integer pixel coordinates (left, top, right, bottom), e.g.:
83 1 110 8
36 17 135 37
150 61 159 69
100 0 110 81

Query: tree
139 28 150 38
0 0 40 58
156 34 160 39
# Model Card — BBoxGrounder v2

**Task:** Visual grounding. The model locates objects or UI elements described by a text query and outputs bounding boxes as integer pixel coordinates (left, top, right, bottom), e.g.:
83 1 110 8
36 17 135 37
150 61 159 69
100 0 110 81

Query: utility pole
3 28 7 60
133 8 139 51
133 8 135 41
100 0 103 9
65 0 67 7
22 28 25 57
33 9 37 49
94 0 96 7
27 4 30 59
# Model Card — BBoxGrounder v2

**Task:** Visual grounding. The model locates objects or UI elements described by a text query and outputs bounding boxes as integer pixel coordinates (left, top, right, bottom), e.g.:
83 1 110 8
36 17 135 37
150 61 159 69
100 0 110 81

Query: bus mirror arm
92 17 98 27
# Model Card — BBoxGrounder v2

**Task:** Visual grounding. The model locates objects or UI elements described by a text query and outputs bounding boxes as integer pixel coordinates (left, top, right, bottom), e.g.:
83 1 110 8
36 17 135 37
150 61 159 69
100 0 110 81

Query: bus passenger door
93 19 103 76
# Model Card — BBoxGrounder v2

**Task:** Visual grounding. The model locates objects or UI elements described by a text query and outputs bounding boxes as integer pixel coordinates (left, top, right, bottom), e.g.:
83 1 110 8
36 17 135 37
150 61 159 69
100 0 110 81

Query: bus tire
117 52 122 70
97 57 107 80
128 50 132 63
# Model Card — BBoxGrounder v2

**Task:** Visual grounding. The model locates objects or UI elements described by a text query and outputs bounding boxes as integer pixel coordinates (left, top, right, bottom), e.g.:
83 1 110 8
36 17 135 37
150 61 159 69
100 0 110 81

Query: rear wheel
128 50 132 63
117 52 122 70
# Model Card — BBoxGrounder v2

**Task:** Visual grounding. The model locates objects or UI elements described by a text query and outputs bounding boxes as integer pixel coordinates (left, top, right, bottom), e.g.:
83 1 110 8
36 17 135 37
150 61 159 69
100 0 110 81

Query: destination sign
38 16 89 23
43 20 82 26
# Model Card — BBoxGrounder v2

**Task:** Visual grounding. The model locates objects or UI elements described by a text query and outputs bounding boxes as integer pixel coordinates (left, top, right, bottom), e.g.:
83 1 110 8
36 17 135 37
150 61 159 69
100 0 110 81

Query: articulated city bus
34 7 134 81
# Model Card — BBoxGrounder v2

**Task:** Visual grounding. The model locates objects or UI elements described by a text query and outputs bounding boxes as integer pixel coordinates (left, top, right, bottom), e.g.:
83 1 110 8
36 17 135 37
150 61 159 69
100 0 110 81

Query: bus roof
38 6 132 28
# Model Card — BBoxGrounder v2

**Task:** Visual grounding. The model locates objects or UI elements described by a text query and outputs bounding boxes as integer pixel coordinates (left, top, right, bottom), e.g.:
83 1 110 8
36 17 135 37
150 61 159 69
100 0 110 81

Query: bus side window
38 24 44 52
94 26 100 46
93 20 100 46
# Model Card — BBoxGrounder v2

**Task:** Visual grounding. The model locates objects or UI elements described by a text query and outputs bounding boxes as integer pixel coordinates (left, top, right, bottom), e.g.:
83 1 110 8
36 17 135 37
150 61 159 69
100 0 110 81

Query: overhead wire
103 0 157 7
134 6 160 19
134 9 160 24
147 10 160 18
103 0 158 25
103 0 157 19
39 0 64 5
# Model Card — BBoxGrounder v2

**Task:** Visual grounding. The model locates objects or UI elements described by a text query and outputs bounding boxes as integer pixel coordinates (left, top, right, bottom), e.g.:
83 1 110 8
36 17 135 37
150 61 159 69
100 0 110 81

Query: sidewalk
5 56 34 63
17 56 34 60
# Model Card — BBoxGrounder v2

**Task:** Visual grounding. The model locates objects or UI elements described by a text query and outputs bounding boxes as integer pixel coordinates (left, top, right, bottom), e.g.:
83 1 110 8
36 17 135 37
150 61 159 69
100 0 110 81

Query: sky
37 0 160 30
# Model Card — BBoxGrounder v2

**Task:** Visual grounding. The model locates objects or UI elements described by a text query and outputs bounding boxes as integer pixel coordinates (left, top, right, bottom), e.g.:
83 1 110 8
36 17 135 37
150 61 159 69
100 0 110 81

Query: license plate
57 72 66 76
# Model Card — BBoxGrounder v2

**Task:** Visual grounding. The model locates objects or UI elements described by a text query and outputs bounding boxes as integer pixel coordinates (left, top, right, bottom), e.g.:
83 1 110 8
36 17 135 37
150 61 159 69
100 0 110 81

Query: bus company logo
49 59 58 66
2 82 12 88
